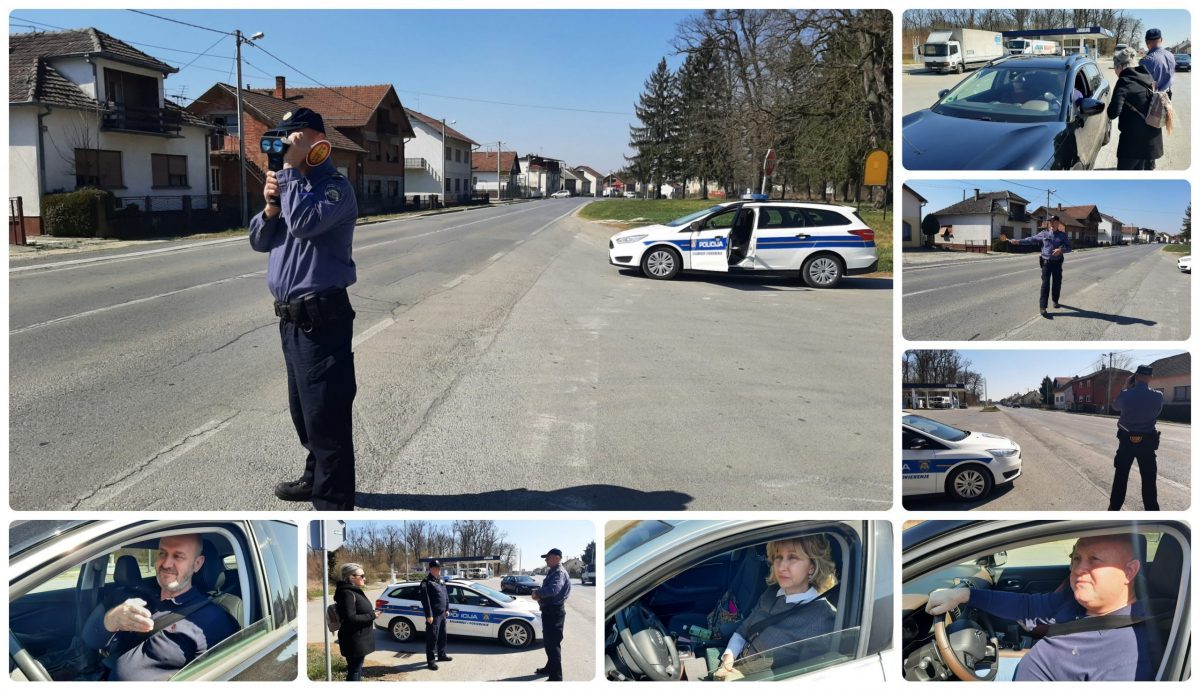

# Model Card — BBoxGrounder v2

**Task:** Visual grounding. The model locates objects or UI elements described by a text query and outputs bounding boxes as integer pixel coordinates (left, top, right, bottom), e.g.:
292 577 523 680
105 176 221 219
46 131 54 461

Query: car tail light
375 599 387 608
849 228 874 243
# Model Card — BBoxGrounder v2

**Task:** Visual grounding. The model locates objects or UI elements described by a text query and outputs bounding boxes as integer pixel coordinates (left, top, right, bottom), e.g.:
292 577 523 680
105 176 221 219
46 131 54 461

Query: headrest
197 537 224 593
114 554 141 586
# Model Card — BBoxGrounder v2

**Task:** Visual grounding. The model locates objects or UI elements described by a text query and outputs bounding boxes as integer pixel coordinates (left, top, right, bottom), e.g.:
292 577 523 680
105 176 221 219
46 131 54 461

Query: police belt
274 287 352 327
1118 427 1159 444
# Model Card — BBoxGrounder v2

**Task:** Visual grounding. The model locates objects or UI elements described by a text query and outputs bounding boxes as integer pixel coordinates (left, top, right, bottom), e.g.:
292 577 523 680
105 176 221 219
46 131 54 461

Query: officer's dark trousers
1117 158 1157 170
425 614 448 661
1038 257 1063 310
541 605 566 681
280 315 357 510
1108 432 1160 510
344 655 364 681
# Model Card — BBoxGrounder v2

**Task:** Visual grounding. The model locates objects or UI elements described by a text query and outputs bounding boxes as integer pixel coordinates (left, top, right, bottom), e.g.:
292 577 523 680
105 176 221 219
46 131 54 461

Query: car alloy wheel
802 255 843 288
500 620 533 648
642 248 680 280
948 466 993 501
390 617 415 642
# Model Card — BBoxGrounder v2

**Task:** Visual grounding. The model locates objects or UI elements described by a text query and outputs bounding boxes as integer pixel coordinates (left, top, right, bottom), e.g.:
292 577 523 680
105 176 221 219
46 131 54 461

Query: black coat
420 576 449 617
335 582 376 659
1107 65 1164 160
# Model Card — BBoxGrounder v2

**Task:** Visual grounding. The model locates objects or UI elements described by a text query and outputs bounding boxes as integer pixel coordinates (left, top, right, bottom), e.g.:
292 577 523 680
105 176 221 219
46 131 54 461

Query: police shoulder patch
324 185 342 203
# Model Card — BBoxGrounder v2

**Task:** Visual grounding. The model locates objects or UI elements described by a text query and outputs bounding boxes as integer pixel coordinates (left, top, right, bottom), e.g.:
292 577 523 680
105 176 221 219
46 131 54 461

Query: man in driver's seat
926 534 1154 681
81 534 238 680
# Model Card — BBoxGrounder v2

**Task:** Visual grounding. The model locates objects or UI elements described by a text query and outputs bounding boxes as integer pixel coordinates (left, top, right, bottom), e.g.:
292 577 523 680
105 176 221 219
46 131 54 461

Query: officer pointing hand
104 598 153 633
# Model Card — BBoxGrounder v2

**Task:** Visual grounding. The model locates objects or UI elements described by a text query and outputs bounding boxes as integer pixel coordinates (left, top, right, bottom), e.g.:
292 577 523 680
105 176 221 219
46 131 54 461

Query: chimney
974 188 980 199
274 76 286 100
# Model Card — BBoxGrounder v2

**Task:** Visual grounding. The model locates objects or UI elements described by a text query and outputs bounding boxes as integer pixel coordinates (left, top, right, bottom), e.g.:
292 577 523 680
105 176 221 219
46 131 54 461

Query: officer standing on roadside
419 560 451 671
531 548 572 681
1007 215 1070 319
248 107 358 511
1140 28 1176 98
1108 365 1164 511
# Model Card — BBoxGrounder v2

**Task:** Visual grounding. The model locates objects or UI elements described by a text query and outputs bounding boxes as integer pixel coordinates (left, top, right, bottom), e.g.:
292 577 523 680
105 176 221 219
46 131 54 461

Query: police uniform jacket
1107 65 1164 160
1113 382 1165 433
81 586 238 681
535 565 572 608
420 576 449 618
248 158 358 301
334 581 376 659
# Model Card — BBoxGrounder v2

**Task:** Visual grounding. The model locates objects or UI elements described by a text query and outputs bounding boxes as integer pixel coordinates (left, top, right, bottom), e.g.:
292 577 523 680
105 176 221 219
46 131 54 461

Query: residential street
902 244 1189 340
10 199 892 511
306 578 595 681
903 406 1190 511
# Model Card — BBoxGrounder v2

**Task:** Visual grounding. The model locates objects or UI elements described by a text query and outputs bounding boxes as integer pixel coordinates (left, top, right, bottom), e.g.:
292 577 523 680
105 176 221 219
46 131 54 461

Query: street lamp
234 30 264 228
441 118 456 207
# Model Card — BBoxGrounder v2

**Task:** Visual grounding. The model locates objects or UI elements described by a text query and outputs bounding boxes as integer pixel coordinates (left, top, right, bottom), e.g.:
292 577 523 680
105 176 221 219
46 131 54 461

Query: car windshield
10 520 90 558
932 66 1068 123
904 414 970 443
471 583 514 603
665 206 726 228
606 520 676 561
922 44 948 57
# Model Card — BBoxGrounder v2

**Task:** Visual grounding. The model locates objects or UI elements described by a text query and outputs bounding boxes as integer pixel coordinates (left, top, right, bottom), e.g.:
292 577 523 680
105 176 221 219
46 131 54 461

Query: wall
9 107 43 218
935 212 992 246
902 189 923 248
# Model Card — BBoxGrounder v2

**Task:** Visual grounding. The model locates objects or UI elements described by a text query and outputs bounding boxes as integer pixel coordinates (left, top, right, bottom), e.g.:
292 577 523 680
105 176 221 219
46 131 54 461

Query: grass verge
307 643 348 681
1163 243 1190 254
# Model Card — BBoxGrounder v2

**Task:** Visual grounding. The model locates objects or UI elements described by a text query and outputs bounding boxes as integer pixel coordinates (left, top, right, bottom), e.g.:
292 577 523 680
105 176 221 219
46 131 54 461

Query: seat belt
1043 600 1173 637
743 588 828 644
102 595 219 661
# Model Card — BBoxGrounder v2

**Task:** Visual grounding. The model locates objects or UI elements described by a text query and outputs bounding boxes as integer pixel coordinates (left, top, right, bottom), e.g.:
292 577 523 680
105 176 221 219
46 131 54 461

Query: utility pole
234 29 264 228
497 141 503 201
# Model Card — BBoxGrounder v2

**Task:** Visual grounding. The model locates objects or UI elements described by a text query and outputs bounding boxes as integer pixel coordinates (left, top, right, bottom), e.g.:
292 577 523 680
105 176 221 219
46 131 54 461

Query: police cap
428 559 442 569
274 107 325 134
540 548 563 558
1135 365 1153 376
1145 28 1163 42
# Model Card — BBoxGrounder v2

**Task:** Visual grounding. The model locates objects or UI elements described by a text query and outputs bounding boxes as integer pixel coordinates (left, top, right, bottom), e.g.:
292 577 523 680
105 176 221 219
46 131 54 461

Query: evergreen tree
676 39 730 199
629 58 681 198
1181 203 1191 243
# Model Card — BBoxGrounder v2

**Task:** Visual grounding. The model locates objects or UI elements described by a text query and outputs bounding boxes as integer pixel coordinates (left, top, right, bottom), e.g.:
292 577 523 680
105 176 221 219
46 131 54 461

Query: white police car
374 578 543 648
608 201 878 288
902 413 1022 502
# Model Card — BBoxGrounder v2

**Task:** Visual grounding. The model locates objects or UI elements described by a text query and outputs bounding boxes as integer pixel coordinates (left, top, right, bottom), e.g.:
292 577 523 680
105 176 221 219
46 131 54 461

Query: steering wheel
9 631 53 681
614 603 681 681
932 617 1000 682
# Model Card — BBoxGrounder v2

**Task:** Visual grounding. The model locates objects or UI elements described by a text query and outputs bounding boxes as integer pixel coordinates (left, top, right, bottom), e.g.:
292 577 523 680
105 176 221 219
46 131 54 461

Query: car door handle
794 233 810 239
999 580 1023 589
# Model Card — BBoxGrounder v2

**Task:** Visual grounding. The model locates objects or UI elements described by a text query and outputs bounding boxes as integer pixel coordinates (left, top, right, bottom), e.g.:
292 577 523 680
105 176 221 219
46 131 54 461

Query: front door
688 207 738 272
901 429 943 495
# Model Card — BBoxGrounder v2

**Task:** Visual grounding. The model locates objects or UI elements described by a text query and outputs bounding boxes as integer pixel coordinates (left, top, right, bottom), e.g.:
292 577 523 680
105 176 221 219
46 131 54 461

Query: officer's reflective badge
919 461 930 472
324 185 342 203
282 111 293 121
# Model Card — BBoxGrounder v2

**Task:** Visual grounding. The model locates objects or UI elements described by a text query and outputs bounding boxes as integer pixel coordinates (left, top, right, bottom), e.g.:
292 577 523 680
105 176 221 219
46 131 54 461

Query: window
455 149 462 163
445 146 451 161
759 207 807 230
212 113 239 136
253 520 298 629
388 144 399 163
75 149 123 188
453 178 460 192
151 154 188 187
368 140 381 162
387 180 399 197
210 167 221 194
800 208 852 227
1174 386 1190 402
902 221 912 242
368 180 382 196
701 209 739 231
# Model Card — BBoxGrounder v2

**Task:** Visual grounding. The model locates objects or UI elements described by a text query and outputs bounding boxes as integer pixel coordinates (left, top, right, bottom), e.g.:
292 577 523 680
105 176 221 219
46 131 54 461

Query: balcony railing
404 157 427 169
102 104 183 135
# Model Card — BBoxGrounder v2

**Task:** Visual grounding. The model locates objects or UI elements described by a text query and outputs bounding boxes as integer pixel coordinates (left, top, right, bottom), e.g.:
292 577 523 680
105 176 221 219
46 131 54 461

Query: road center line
9 237 246 275
10 271 265 336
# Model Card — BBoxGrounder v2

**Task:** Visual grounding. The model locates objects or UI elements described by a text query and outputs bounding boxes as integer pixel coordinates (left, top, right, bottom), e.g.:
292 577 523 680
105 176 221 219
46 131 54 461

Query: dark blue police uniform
81 587 238 681
1014 226 1070 313
248 108 358 511
419 573 450 665
1108 370 1165 510
535 564 572 681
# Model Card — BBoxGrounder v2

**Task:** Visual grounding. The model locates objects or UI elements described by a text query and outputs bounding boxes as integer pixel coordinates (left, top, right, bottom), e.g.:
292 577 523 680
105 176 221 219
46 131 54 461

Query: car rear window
800 208 851 227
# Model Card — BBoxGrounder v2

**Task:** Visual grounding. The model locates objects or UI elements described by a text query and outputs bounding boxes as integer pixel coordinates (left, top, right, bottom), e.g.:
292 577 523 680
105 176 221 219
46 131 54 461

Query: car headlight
987 448 1019 458
614 234 648 244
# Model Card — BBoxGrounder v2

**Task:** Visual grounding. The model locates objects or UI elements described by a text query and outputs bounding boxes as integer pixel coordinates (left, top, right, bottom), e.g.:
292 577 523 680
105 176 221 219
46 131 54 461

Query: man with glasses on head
531 548 572 681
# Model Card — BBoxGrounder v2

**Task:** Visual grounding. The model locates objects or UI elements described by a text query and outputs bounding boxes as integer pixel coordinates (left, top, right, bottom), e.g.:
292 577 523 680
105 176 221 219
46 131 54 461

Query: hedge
41 187 115 238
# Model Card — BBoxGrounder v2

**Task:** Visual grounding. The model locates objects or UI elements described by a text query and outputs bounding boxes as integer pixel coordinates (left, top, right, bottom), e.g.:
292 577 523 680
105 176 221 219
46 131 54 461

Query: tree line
902 350 986 400
625 9 891 204
902 9 1154 57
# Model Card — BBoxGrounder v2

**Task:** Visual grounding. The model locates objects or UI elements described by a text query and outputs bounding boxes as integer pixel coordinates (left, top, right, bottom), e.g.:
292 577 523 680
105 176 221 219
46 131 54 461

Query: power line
175 34 229 75
127 9 231 37
246 42 383 113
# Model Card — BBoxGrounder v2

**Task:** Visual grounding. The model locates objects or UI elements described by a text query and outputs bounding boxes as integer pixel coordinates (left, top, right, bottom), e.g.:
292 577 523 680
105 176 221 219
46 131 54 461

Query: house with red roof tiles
471 150 520 199
406 108 478 204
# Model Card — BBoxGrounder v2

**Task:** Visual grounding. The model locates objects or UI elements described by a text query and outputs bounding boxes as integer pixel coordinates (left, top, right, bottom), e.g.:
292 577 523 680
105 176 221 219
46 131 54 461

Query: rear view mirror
1078 97 1105 116
938 89 950 100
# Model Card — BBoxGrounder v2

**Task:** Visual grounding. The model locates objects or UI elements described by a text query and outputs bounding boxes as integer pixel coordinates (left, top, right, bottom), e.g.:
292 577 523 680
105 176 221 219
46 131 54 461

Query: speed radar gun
259 108 332 207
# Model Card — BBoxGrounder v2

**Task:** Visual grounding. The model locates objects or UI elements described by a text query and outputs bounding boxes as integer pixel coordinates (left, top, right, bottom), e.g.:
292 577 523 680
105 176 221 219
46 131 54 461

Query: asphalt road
307 577 596 681
9 199 892 510
901 64 1191 170
902 244 1189 341
902 406 1190 511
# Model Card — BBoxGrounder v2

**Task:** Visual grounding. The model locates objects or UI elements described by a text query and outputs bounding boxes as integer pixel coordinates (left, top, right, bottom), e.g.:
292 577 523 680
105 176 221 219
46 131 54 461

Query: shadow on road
357 485 693 511
616 269 891 291
902 481 1018 511
1052 303 1157 327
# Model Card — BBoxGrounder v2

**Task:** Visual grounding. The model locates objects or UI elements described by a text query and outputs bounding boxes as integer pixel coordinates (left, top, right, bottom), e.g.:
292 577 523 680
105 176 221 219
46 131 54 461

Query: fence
9 197 28 245
111 194 238 238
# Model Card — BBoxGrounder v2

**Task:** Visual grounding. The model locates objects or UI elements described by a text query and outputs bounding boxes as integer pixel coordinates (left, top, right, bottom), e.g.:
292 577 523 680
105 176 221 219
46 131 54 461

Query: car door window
800 208 851 228
1082 63 1102 96
28 563 84 594
700 209 738 231
254 520 298 627
904 429 946 451
758 207 806 230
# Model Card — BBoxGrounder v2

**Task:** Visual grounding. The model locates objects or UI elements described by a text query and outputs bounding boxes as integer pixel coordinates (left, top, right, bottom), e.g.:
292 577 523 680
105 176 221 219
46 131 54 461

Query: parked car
551 189 572 198
623 190 638 198
902 413 1022 502
1176 54 1191 72
500 574 539 595
581 563 596 586
608 201 877 288
901 520 1190 682
375 578 542 648
605 520 894 682
1178 255 1191 273
903 54 1112 170
9 520 299 681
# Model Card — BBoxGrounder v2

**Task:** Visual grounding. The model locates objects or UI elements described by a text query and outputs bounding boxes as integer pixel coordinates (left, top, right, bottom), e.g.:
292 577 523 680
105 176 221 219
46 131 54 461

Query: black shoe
427 662 439 671
438 656 453 662
1040 309 1050 318
535 667 550 675
274 479 313 501
1053 302 1061 308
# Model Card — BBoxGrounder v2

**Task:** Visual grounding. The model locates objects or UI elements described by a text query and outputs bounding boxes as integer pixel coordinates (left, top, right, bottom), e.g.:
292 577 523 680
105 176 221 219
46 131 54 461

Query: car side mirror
908 436 929 450
1078 97 1105 116
937 89 950 100
686 221 701 232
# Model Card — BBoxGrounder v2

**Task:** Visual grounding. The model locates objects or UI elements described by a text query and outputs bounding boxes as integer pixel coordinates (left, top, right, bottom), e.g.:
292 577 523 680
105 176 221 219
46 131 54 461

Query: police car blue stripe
377 602 537 623
901 458 992 474
756 240 876 248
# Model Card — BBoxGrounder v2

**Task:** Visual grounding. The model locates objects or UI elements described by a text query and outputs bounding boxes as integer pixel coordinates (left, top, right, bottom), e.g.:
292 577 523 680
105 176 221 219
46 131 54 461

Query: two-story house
517 155 562 198
1070 367 1132 413
187 81 367 215
902 184 928 249
471 150 520 199
571 166 604 198
9 28 214 236
926 189 1036 252
1033 204 1102 247
405 108 478 204
1149 353 1190 423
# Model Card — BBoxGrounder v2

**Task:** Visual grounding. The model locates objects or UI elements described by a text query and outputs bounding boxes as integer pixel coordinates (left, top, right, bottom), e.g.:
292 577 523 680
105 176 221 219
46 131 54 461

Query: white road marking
10 271 265 336
10 237 245 275
442 274 470 289
352 318 396 348
488 251 505 262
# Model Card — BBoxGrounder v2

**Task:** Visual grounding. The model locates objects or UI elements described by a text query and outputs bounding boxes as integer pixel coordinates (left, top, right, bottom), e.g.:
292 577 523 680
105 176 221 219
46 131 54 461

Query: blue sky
907 179 1191 233
10 9 694 172
345 520 595 571
914 349 1188 398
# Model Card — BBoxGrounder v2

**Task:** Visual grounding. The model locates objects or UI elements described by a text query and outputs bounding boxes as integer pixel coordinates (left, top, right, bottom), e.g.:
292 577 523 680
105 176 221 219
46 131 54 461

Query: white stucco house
902 184 928 249
517 155 562 198
471 150 520 199
405 108 478 204
9 28 214 236
926 189 1037 252
571 166 604 197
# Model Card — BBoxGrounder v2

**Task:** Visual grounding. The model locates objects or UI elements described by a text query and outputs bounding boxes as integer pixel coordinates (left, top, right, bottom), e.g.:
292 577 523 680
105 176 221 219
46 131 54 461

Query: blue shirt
536 565 572 608
1140 48 1176 92
1113 381 1164 433
970 589 1154 681
248 159 358 301
1017 229 1071 261
82 587 239 681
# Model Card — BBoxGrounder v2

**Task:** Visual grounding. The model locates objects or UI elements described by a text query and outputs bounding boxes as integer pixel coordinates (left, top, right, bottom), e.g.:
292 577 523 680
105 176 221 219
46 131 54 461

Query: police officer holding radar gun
419 561 452 671
248 107 358 511
1108 365 1165 511
1005 215 1070 319
532 548 572 681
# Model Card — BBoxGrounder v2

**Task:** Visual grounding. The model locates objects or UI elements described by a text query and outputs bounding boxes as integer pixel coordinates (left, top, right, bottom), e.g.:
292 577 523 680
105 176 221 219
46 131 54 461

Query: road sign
308 520 346 551
863 149 888 186
763 148 778 177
